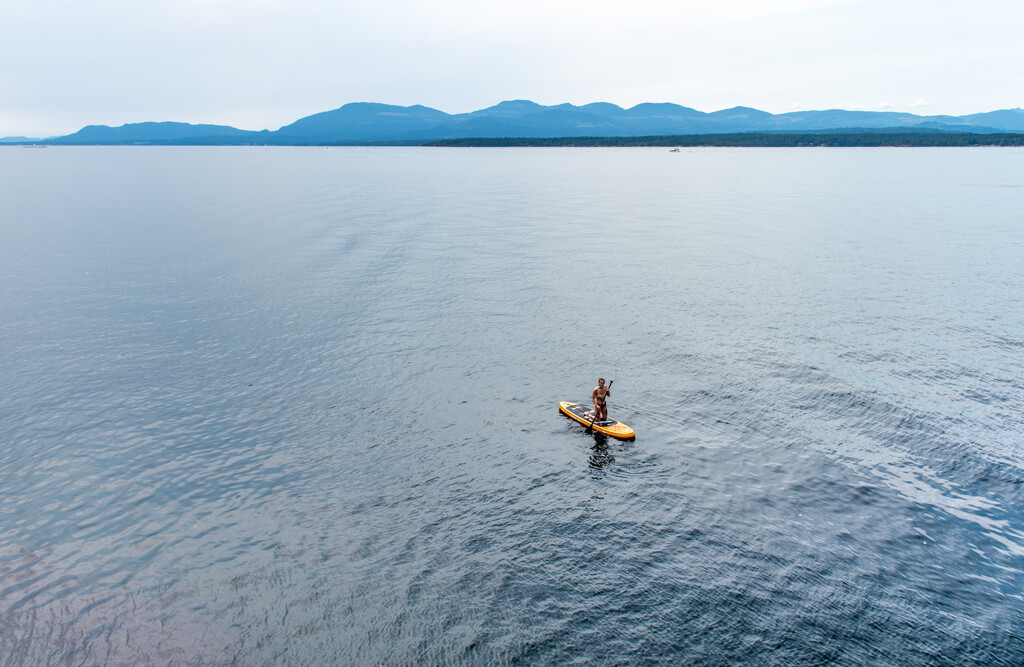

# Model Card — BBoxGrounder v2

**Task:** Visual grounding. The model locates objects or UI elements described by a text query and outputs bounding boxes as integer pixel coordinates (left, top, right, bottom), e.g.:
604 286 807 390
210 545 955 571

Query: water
1 146 1023 665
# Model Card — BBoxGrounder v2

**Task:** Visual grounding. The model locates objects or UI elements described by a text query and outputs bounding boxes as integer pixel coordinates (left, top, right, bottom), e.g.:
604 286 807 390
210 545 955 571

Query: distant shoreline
425 132 1024 148
5 131 1024 148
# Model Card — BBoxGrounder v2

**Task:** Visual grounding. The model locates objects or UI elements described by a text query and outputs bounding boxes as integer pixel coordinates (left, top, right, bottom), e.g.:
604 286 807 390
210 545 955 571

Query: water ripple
1 147 1023 664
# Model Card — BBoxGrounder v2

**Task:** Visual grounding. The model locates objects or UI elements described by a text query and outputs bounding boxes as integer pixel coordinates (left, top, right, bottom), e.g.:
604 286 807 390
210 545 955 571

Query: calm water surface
1 146 1023 665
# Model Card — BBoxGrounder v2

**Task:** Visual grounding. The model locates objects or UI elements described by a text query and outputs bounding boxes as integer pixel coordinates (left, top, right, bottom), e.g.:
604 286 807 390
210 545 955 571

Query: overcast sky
2 0 1022 137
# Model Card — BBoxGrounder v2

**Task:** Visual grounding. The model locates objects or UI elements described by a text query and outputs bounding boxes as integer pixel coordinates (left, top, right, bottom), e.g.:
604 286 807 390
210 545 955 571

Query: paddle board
558 401 636 440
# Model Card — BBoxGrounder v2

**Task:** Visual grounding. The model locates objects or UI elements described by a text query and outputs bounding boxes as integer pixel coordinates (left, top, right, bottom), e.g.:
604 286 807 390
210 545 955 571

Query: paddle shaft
585 380 612 433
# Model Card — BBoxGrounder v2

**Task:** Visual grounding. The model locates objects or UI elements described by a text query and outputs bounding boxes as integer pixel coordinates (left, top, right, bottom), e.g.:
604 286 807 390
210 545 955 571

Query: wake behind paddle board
559 401 636 440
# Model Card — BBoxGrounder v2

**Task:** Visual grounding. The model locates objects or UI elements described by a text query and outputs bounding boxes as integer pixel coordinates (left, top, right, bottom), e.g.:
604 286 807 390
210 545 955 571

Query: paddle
585 380 612 434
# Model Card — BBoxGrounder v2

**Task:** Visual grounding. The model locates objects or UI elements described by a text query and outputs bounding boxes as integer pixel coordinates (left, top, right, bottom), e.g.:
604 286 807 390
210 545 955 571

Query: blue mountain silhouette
32 102 1024 144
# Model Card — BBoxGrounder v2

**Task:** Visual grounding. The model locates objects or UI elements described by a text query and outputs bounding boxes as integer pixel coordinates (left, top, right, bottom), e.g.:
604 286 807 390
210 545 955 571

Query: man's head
598 378 605 385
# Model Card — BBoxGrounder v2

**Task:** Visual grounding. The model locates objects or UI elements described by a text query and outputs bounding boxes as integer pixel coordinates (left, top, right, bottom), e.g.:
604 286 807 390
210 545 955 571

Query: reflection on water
588 433 616 475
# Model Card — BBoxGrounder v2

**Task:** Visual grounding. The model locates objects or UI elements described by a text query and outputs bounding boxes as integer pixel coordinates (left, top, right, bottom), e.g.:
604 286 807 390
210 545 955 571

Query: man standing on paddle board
590 378 610 422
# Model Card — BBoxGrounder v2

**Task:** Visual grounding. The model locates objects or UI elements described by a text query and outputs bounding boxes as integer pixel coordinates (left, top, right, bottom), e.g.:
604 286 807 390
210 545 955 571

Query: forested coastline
427 132 1024 147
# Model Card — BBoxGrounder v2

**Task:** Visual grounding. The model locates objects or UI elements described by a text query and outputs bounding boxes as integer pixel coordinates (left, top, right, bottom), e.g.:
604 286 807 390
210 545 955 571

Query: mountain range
9 101 1024 145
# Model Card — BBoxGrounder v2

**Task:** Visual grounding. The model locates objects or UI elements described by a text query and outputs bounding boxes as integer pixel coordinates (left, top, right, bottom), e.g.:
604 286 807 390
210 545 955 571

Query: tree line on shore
425 132 1024 148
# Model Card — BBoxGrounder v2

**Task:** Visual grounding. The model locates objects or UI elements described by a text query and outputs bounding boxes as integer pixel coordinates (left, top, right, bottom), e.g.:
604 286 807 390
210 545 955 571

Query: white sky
1 0 1022 136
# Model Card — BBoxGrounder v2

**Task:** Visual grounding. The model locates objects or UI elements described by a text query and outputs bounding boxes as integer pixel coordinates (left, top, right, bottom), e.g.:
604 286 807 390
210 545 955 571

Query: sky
1 0 1022 137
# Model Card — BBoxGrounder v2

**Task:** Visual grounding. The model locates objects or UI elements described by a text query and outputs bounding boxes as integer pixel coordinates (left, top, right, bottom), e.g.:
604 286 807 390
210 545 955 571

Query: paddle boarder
589 378 610 422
